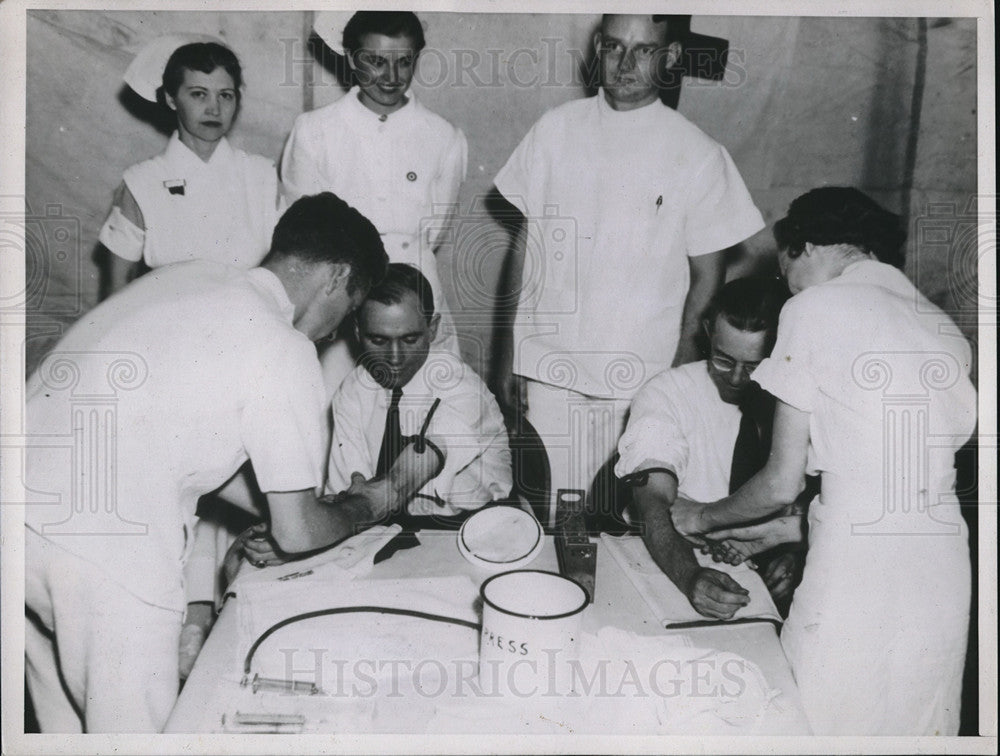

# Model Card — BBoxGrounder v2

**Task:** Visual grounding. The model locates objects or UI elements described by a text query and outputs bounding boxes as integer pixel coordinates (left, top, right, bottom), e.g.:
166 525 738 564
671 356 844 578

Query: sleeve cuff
752 357 815 413
98 206 145 262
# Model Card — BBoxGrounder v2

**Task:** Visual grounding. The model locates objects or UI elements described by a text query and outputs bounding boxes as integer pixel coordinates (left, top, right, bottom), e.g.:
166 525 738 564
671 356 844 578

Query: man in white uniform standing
493 14 764 522
24 192 392 733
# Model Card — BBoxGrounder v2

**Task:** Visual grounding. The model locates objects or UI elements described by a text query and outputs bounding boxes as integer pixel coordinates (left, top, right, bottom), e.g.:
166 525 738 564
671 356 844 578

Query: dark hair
363 263 435 324
265 192 388 295
600 14 687 45
161 42 243 101
706 276 789 338
342 11 426 56
773 187 907 269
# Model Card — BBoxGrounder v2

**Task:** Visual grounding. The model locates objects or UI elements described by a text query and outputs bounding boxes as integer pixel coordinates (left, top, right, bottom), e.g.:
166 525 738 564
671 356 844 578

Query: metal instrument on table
554 488 596 603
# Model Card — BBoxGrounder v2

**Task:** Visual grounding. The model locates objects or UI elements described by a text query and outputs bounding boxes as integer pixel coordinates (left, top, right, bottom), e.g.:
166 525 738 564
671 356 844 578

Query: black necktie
729 388 774 494
729 410 764 494
376 388 404 478
373 388 421 563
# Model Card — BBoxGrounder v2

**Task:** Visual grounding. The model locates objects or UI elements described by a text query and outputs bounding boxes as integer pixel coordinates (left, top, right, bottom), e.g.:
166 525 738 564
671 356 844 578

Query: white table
165 532 810 734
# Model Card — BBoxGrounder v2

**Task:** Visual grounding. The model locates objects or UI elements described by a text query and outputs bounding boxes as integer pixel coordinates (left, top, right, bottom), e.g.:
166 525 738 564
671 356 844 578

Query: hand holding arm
268 430 447 556
705 514 806 565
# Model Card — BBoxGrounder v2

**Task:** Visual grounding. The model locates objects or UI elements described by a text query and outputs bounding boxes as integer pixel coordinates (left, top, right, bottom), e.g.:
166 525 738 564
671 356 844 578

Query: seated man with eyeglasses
615 276 811 619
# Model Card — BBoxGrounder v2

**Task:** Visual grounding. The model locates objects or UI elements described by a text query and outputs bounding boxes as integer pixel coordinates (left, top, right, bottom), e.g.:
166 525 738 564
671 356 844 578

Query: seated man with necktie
326 263 512 536
615 276 811 619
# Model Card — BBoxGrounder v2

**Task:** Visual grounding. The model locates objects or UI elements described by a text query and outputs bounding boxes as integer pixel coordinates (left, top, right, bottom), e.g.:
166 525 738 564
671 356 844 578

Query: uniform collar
841 257 879 277
360 349 460 403
343 86 418 126
164 131 235 170
595 88 666 125
245 267 296 324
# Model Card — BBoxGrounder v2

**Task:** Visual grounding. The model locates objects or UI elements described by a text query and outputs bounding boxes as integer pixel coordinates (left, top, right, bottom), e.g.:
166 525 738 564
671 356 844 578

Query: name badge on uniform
164 179 186 196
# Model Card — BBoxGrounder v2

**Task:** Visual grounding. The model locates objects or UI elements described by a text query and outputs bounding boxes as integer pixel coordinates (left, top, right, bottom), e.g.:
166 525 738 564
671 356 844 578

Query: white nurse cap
312 10 354 55
124 33 228 102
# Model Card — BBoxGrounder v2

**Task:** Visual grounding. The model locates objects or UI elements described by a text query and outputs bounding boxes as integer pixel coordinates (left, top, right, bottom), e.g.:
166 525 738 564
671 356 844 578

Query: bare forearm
674 250 725 366
274 495 376 554
498 219 527 332
679 401 811 536
385 436 444 508
698 473 802 533
633 484 699 594
105 253 137 300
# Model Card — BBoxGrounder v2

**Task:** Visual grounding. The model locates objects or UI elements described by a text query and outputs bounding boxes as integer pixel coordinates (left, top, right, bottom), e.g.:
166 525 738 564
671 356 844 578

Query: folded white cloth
600 534 781 627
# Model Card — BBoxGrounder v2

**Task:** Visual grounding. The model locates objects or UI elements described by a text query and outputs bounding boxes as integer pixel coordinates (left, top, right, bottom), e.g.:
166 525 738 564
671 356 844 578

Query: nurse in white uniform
99 36 283 294
671 187 976 735
282 11 467 393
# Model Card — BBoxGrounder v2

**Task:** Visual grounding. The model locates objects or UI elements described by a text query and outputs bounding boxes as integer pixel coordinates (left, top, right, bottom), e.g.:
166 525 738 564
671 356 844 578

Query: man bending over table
616 277 811 620
239 263 512 568
24 192 396 733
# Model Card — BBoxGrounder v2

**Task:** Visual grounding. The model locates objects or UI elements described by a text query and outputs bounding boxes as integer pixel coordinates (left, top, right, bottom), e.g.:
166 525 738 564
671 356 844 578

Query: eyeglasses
709 353 762 376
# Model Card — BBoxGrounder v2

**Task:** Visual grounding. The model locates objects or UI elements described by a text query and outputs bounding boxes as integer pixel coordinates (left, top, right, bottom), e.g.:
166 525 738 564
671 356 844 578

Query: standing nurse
99 38 283 294
282 11 467 389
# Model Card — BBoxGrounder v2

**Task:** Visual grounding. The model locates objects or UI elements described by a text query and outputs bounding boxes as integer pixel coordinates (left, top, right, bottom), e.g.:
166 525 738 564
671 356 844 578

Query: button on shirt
281 89 467 313
494 92 764 399
99 134 282 269
24 262 327 611
616 361 741 503
327 351 512 516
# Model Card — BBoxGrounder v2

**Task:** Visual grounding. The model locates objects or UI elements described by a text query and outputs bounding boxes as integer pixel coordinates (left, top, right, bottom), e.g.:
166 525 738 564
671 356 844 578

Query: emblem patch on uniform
406 172 417 182
164 179 186 196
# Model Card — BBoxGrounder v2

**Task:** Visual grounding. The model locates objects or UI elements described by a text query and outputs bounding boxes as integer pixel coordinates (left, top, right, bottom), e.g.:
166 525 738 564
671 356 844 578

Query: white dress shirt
327 351 511 516
616 361 741 503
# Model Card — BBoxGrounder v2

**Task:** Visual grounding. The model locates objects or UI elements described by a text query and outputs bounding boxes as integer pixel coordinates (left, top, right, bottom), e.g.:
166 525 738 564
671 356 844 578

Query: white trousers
25 527 182 733
524 380 630 528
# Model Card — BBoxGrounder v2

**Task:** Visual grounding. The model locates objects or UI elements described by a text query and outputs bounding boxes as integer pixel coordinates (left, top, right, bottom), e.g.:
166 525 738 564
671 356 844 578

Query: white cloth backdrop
22 11 979 378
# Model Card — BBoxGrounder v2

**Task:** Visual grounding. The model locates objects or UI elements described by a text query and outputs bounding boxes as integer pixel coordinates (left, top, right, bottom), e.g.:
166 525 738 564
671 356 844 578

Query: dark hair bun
774 187 906 268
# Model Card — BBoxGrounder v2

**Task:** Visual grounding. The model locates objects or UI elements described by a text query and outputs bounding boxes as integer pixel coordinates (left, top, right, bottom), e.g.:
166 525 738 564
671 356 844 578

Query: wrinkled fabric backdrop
20 11 979 379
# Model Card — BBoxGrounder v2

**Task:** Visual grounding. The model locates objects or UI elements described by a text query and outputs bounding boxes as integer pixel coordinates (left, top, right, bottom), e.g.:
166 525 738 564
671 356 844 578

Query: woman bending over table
672 187 976 735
